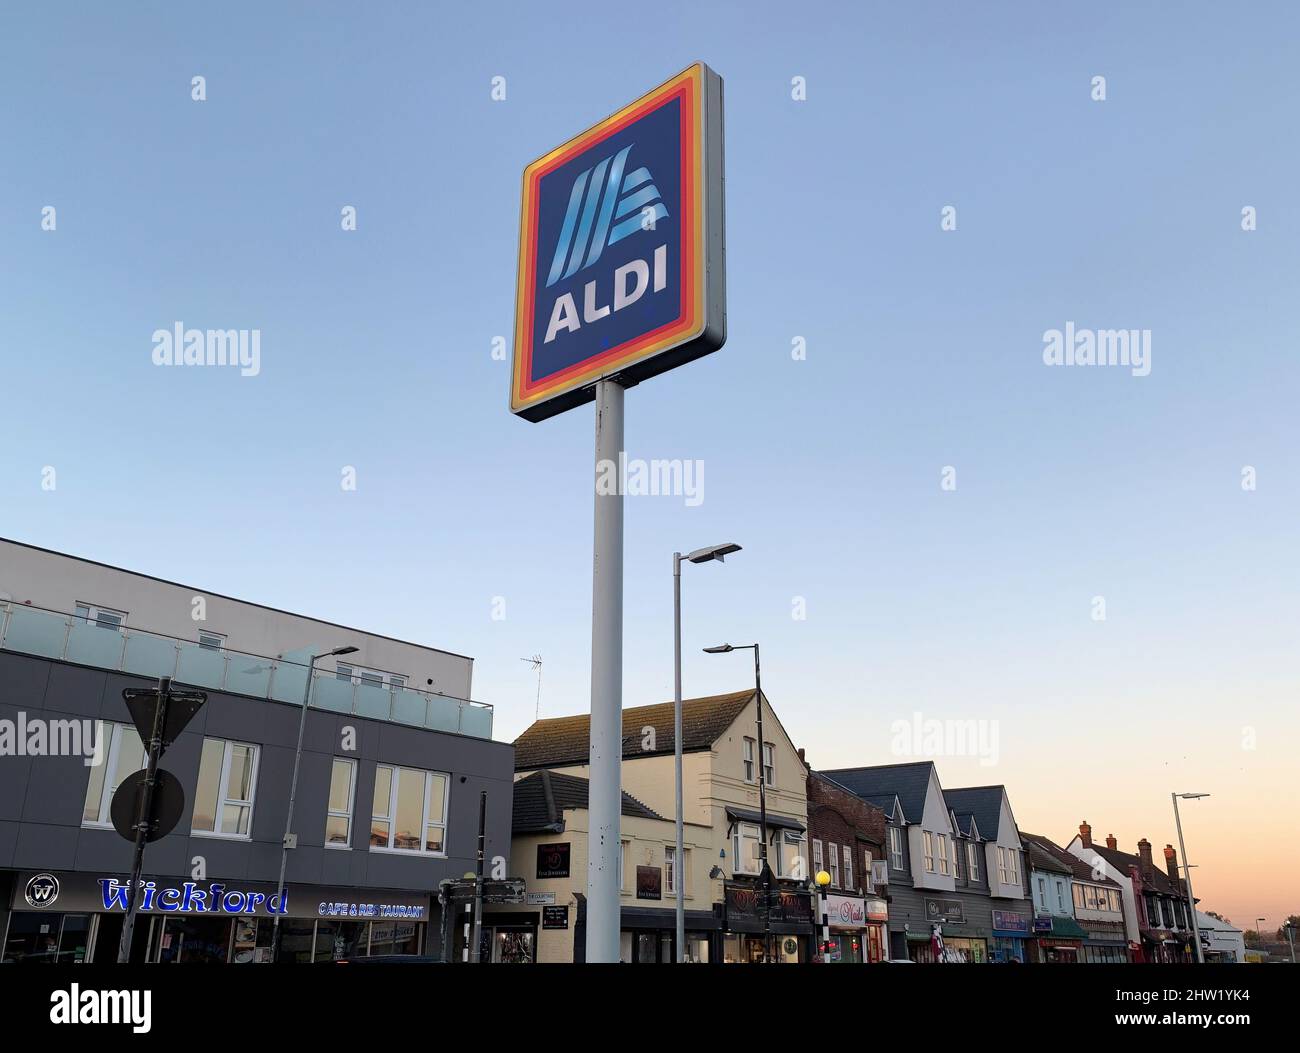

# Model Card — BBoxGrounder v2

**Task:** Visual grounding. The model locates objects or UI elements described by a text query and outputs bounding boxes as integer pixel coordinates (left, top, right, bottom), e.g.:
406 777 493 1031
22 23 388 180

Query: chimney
797 748 806 765
1137 838 1154 877
1105 833 1117 850
1078 821 1092 848
1164 844 1180 883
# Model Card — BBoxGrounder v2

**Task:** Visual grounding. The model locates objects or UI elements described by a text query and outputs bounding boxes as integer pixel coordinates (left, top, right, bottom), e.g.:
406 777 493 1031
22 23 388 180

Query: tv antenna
520 654 543 720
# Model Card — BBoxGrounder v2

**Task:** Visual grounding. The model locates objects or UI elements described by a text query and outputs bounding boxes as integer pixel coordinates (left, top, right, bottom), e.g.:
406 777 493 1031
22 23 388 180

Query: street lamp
672 541 741 962
272 644 358 962
1171 792 1209 963
814 869 831 962
704 641 772 962
1285 920 1296 964
1254 917 1266 952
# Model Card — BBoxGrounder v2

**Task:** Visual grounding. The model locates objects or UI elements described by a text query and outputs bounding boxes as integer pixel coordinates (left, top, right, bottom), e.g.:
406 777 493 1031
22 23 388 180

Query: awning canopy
725 806 806 833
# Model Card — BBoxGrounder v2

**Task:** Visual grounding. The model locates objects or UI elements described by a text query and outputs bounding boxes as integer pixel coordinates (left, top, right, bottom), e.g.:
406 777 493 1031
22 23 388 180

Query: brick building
803 758 889 962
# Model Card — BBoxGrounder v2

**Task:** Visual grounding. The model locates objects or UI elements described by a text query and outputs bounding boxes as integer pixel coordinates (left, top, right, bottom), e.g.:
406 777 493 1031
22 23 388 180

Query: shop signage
865 897 889 921
526 892 556 906
510 63 726 422
1033 915 1054 933
100 878 287 916
825 894 866 928
993 910 1030 934
24 873 60 909
317 900 425 920
924 897 966 924
636 866 662 901
542 905 569 930
537 842 571 879
724 882 813 926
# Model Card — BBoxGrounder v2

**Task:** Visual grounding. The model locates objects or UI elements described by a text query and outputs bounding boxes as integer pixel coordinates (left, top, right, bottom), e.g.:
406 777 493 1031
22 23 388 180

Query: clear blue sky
2 2 1297 921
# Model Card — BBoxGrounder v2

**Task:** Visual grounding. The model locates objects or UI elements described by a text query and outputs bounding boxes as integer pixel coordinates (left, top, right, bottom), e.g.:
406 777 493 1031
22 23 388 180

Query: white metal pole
673 553 684 961
586 378 624 963
1171 793 1204 964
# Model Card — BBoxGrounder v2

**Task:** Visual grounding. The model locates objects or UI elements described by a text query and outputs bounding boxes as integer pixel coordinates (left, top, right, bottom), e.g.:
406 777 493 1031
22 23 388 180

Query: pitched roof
512 769 664 834
953 812 980 839
818 762 936 823
942 786 1008 840
1022 832 1119 886
1021 833 1074 876
1083 842 1188 898
513 689 756 771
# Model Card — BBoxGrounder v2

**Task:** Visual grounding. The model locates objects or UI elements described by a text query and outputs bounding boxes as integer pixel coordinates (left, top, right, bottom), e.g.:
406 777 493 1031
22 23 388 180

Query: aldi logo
511 63 725 422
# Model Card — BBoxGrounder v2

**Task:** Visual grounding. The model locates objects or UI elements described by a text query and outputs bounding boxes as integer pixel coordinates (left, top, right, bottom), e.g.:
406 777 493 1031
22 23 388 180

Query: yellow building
487 690 813 963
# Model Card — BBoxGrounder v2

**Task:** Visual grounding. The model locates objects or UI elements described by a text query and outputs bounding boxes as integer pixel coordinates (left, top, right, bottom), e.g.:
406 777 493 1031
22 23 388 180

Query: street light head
332 646 360 657
815 870 831 888
687 541 742 564
703 644 734 654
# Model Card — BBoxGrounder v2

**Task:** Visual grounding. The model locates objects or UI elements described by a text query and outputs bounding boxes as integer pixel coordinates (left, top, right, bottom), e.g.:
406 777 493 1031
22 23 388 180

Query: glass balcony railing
0 602 493 739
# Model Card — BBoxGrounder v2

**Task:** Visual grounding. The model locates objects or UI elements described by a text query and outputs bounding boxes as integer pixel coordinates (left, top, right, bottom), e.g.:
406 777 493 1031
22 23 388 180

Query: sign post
511 63 725 962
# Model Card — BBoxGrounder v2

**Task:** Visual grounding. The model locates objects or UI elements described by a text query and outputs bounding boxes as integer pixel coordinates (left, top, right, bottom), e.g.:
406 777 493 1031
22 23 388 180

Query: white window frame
937 834 950 876
82 721 146 827
828 841 840 887
812 838 824 877
966 842 979 881
325 758 357 849
997 846 1009 884
369 764 449 856
733 822 761 875
192 738 260 840
665 844 675 893
842 845 853 889
924 831 935 873
1056 879 1066 912
74 603 127 630
337 662 406 688
889 826 904 870
197 630 226 650
742 737 756 783
761 742 774 787
777 830 805 879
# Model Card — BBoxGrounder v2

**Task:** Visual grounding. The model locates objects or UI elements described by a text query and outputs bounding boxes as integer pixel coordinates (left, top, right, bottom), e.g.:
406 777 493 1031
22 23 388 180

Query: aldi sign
510 63 725 421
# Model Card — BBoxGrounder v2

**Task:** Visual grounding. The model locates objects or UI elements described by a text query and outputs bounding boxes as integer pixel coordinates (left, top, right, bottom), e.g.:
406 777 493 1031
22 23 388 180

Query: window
949 838 957 879
74 603 126 630
762 742 774 787
937 834 950 876
828 842 840 887
1074 885 1086 911
197 630 225 650
618 840 629 889
742 738 755 783
1085 885 1099 910
966 842 979 881
664 845 676 893
337 663 406 688
842 845 853 889
812 839 824 877
83 722 147 826
325 758 356 847
1056 880 1066 912
369 765 448 854
1038 876 1047 903
889 826 904 870
733 822 760 875
924 831 935 874
192 739 259 838
998 846 1020 885
779 831 805 879
998 846 1009 884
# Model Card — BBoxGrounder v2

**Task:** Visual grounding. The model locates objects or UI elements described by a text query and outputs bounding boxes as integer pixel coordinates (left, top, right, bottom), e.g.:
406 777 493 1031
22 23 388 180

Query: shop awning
1042 917 1087 940
725 806 805 833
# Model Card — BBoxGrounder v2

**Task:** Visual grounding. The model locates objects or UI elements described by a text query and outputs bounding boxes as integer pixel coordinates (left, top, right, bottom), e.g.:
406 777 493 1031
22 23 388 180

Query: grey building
821 763 1034 962
0 540 513 963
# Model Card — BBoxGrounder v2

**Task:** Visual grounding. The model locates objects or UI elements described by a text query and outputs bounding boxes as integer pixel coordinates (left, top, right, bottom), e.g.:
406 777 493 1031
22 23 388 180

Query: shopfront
619 906 718 964
1030 915 1085 962
864 897 888 962
721 881 813 963
913 897 987 963
990 909 1031 963
3 870 432 964
1077 920 1129 962
822 894 866 963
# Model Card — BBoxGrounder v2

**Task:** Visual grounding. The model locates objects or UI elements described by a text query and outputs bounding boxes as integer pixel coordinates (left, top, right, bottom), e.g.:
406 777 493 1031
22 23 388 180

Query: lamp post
672 542 741 962
272 644 358 962
704 641 771 962
1171 792 1209 963
1284 920 1295 963
1254 917 1266 953
814 869 831 962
